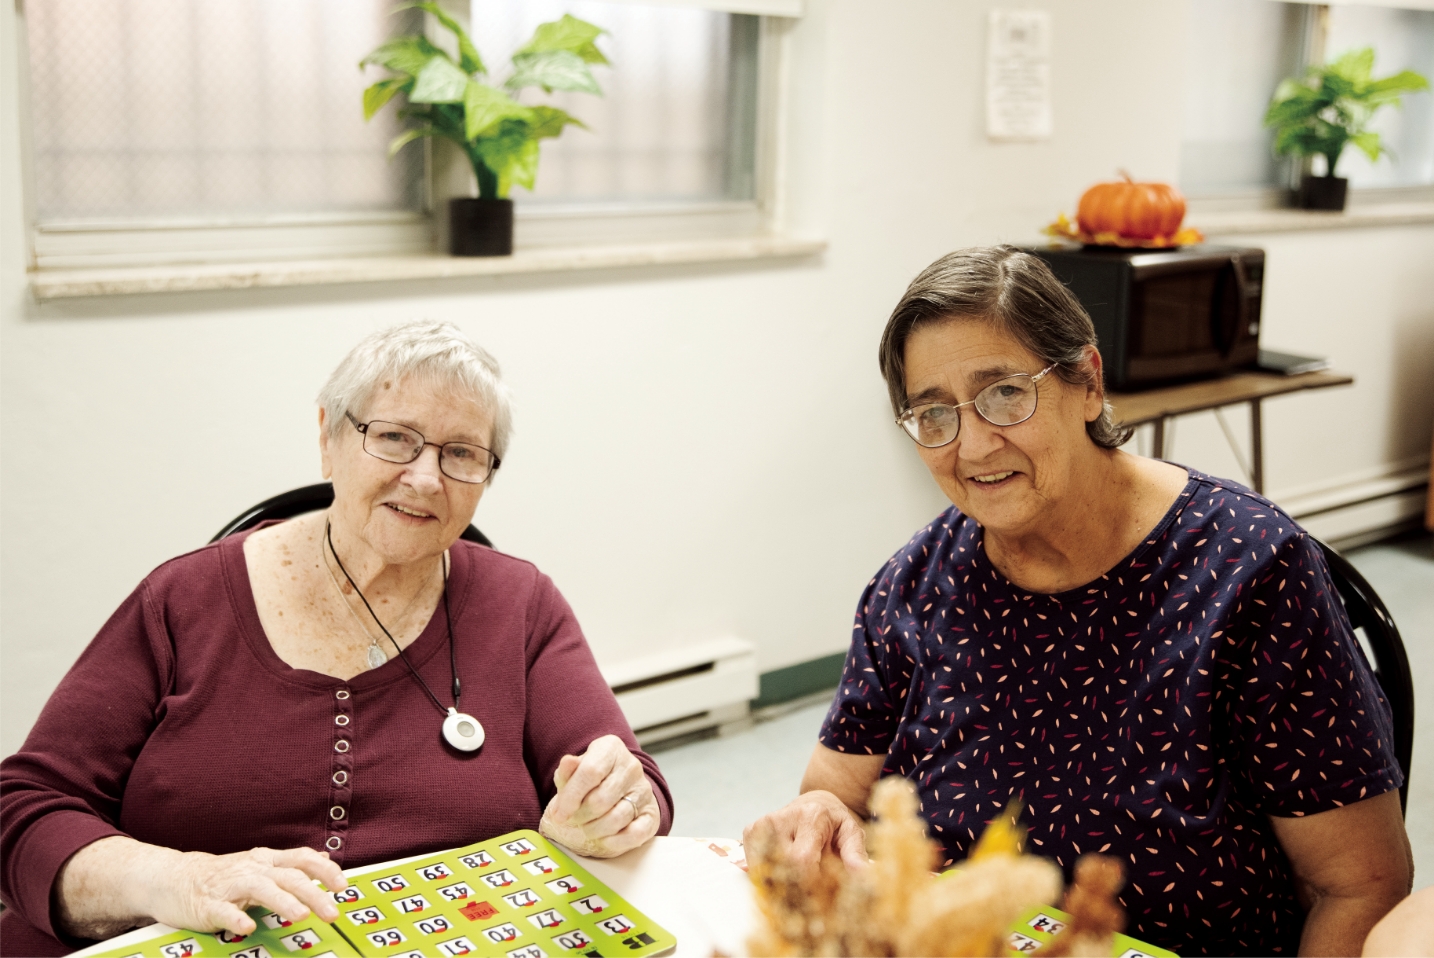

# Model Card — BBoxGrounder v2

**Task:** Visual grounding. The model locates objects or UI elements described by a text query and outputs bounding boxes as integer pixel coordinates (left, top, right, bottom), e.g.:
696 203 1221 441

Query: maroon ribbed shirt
0 527 672 956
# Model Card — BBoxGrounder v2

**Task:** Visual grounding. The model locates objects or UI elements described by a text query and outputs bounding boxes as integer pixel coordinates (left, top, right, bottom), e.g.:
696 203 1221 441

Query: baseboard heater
600 636 758 746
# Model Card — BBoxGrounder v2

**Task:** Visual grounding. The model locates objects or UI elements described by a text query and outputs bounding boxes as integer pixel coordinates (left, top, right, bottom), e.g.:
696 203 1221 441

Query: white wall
3 0 1431 759
1159 224 1434 516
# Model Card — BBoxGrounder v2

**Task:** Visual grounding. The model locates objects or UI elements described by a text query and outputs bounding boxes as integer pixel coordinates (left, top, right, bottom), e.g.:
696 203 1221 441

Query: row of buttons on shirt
329 687 352 851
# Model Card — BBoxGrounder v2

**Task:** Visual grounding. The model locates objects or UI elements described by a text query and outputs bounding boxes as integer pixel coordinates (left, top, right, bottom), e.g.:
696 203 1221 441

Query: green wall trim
753 651 847 710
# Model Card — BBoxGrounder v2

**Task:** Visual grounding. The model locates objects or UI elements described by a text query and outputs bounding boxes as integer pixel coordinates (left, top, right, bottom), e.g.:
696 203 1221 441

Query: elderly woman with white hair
0 322 671 957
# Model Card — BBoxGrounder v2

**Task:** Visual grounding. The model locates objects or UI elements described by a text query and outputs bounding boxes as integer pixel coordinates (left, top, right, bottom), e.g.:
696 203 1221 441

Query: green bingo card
334 830 674 958
86 830 674 958
87 906 360 958
1004 904 1179 958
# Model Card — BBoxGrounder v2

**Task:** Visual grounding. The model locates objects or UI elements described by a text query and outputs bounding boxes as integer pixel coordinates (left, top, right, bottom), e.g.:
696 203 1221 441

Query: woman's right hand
145 845 347 936
742 789 869 877
740 744 883 880
56 836 347 940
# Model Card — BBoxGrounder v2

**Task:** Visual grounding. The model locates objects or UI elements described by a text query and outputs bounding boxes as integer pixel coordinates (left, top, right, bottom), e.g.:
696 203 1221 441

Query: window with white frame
20 0 776 269
1180 0 1434 198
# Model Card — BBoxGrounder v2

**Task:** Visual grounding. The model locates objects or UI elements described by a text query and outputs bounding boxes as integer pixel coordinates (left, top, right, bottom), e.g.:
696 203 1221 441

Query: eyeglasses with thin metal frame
896 363 1059 448
346 411 501 484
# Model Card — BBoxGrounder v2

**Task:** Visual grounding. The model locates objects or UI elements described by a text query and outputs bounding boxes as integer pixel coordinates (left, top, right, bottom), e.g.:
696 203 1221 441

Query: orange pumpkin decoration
1076 172 1186 241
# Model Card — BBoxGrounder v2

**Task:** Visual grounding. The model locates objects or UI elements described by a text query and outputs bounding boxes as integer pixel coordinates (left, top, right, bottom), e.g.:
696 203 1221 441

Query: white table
71 838 756 958
573 838 755 957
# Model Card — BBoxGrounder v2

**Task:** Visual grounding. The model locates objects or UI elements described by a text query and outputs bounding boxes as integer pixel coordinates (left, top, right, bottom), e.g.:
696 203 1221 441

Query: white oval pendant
442 707 485 752
367 644 388 670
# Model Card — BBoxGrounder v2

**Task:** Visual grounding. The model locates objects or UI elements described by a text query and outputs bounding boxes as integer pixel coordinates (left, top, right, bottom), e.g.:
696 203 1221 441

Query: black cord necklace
325 520 484 752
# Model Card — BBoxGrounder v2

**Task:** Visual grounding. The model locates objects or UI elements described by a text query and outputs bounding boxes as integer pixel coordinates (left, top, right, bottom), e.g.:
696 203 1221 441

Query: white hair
317 320 514 463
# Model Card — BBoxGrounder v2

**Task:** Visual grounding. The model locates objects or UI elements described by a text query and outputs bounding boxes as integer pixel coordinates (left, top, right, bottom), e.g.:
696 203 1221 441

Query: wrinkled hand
146 846 347 936
743 790 868 879
540 734 660 858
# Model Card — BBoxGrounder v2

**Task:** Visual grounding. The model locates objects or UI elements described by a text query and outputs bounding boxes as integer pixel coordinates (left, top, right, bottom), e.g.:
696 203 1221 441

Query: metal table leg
1152 418 1166 460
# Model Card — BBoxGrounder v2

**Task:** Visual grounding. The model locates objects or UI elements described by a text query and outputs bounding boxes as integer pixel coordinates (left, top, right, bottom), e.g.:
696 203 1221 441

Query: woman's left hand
539 734 659 858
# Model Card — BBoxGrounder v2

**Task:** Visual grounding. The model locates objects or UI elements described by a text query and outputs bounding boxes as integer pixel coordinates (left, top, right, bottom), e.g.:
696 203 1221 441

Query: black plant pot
1295 174 1348 211
448 198 513 256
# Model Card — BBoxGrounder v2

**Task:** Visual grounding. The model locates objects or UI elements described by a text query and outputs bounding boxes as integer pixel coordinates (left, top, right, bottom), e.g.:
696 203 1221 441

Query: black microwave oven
1028 245 1264 389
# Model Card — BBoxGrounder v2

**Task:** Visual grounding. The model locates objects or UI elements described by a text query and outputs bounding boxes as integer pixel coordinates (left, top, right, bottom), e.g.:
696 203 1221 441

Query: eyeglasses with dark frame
896 364 1058 448
346 411 500 484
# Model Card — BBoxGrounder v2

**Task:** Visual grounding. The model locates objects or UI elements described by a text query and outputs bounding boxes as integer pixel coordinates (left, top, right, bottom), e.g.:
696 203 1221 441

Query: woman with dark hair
746 246 1410 957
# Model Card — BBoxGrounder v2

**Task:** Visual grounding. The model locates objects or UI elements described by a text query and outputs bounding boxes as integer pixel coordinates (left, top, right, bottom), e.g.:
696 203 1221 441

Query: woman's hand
741 744 884 881
539 734 659 859
146 845 347 936
743 790 869 878
56 836 347 941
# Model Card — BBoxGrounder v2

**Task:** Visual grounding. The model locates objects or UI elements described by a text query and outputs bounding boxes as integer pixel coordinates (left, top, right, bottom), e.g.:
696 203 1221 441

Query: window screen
24 0 761 228
25 0 424 223
1323 6 1434 189
1180 0 1306 196
1180 0 1434 196
465 1 759 205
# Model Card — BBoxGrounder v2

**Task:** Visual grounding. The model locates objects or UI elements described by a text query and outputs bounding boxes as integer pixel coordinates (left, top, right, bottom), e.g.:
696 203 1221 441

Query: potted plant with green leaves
1264 47 1428 211
361 3 608 255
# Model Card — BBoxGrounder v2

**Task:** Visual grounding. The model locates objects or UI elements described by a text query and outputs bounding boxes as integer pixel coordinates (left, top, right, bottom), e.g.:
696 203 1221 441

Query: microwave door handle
1232 255 1251 353
1233 254 1251 321
1210 256 1250 357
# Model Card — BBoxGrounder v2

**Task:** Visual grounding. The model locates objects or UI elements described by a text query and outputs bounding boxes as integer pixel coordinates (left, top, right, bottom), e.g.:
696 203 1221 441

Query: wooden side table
1108 370 1354 494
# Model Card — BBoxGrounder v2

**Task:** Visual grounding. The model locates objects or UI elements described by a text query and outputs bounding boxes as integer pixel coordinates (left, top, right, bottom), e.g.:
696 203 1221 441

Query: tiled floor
654 531 1434 885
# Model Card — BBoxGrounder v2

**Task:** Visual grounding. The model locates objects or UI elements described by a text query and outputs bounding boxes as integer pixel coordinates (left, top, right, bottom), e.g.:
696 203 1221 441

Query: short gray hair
318 320 514 462
878 245 1131 450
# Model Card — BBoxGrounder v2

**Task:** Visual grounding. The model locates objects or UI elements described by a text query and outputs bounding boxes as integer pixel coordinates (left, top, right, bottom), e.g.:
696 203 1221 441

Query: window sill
1191 201 1434 237
26 234 828 301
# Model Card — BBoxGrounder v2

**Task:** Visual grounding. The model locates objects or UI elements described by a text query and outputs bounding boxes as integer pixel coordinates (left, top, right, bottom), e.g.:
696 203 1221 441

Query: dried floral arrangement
746 778 1127 958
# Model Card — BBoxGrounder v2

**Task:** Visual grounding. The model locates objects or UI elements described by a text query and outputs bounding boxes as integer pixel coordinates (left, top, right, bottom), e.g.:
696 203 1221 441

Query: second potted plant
361 3 608 255
1263 47 1428 211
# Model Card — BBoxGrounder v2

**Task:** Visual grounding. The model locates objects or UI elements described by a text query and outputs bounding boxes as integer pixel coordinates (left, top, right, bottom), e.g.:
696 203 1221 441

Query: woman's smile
966 468 1019 487
383 500 438 521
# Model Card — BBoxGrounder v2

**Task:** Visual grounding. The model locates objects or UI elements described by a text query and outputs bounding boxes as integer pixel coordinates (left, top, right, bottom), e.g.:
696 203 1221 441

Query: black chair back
1316 538 1413 813
209 482 492 548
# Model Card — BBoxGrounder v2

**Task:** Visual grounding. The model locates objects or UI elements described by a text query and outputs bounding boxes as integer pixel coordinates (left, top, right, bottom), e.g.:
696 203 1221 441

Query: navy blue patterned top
820 470 1400 956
